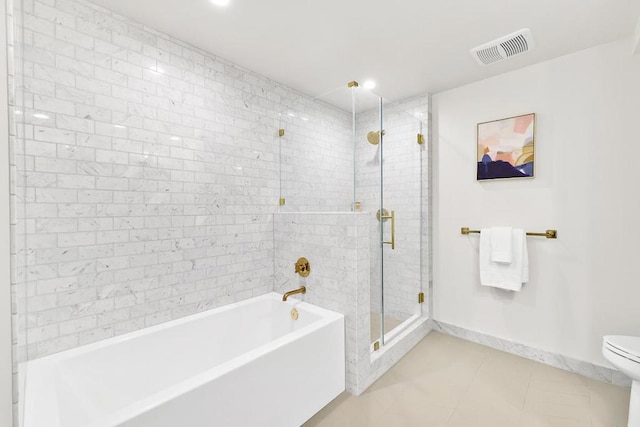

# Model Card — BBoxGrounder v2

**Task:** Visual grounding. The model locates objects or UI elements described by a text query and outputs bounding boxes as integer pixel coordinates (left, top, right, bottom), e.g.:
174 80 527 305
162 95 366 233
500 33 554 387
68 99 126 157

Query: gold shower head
366 130 385 145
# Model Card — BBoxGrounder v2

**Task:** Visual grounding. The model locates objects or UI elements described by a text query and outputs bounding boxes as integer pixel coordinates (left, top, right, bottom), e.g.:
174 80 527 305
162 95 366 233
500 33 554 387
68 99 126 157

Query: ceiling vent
470 28 535 66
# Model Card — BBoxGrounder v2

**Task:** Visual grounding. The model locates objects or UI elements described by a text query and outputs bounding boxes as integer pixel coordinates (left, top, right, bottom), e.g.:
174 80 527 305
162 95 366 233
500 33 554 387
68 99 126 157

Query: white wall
433 38 640 367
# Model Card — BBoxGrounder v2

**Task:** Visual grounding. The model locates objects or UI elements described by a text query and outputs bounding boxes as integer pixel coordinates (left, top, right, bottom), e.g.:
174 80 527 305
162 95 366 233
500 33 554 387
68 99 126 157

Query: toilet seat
604 335 640 364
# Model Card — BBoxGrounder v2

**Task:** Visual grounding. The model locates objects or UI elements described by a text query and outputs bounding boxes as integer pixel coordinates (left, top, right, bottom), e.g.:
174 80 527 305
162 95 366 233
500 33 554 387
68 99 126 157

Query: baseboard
432 320 631 387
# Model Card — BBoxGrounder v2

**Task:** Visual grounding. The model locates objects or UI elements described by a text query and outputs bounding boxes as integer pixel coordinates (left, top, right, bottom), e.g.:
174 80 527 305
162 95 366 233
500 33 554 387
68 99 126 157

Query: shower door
356 90 426 348
378 101 426 346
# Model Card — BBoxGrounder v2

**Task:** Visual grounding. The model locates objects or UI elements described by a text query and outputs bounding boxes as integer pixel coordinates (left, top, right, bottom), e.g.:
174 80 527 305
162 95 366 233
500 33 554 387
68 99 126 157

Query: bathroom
0 0 639 426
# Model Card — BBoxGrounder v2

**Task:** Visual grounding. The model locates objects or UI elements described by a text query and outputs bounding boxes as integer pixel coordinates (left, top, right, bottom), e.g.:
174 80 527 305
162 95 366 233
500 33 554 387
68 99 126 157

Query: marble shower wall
10 0 356 361
278 104 353 212
273 212 370 393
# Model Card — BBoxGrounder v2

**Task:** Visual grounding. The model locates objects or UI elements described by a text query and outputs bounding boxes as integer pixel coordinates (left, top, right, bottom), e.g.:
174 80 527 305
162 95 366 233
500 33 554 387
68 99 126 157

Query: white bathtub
22 292 345 427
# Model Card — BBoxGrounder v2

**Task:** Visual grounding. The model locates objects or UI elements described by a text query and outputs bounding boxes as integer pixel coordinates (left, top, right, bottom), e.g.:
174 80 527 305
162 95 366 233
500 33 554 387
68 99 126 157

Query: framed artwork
477 113 535 181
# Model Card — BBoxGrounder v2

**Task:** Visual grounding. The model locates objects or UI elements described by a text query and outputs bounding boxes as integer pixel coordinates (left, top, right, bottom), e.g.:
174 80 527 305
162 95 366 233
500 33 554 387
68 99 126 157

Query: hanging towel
491 226 513 263
479 228 529 291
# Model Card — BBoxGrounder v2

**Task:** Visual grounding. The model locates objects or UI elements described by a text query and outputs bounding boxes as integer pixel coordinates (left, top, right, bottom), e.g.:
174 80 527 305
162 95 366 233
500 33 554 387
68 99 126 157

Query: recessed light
32 113 49 119
113 124 126 129
363 80 376 89
170 136 181 141
210 0 230 6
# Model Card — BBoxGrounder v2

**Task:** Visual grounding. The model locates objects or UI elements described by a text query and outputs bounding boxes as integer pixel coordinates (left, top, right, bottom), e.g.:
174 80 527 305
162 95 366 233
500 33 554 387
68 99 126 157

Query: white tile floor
305 332 631 427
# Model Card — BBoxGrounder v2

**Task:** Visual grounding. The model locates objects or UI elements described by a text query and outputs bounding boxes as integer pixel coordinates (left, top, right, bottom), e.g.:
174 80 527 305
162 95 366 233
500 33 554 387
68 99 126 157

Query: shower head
367 131 379 145
366 130 385 145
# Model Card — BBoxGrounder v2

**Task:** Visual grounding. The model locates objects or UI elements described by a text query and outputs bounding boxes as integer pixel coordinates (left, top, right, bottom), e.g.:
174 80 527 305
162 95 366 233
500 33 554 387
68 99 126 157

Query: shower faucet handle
294 257 311 277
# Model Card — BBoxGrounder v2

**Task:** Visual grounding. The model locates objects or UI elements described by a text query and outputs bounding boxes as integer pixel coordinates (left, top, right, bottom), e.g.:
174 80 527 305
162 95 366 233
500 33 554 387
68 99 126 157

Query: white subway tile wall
273 212 370 393
279 104 353 212
11 0 356 364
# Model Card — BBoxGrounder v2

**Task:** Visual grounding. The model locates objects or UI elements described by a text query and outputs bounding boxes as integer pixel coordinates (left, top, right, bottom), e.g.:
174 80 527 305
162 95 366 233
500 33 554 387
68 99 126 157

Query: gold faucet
282 286 306 302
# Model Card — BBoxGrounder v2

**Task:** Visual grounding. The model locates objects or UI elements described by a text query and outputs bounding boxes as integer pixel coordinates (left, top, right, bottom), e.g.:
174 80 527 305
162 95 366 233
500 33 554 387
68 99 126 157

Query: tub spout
282 286 306 302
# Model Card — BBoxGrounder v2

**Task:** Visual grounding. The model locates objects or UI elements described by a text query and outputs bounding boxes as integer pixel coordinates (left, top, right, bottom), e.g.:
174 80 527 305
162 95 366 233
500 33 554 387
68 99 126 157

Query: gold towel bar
461 227 557 239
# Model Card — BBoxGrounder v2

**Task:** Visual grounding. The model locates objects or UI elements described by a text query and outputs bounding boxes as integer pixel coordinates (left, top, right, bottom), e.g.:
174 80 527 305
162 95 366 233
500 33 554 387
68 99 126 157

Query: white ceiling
88 0 640 109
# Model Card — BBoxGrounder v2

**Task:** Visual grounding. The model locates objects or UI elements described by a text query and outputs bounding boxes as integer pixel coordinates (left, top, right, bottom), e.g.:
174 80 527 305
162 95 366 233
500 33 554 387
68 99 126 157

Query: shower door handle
382 210 395 250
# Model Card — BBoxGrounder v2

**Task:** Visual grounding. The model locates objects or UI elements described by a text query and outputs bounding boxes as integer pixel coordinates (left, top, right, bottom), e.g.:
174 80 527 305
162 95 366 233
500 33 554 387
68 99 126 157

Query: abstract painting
477 113 535 180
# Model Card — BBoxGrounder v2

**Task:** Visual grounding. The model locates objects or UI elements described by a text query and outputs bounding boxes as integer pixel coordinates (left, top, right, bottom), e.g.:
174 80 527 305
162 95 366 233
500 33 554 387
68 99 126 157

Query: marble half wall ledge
431 320 631 387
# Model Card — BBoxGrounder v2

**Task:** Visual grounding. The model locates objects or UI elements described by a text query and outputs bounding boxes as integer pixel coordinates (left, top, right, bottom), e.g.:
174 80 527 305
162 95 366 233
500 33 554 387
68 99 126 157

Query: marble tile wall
10 0 356 364
7 0 434 420
278 104 353 212
273 212 370 393
273 212 433 396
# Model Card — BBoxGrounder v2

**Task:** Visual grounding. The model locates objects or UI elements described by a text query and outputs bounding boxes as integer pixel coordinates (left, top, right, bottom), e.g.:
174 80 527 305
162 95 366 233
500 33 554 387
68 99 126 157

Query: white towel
479 228 529 291
491 226 513 263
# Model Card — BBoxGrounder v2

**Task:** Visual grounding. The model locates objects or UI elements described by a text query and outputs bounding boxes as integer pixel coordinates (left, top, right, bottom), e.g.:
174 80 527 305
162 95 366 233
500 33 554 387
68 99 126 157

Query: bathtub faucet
282 286 306 302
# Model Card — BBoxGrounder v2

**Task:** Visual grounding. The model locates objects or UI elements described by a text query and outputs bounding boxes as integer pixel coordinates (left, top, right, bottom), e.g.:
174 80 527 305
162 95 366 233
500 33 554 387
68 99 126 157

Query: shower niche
273 83 431 394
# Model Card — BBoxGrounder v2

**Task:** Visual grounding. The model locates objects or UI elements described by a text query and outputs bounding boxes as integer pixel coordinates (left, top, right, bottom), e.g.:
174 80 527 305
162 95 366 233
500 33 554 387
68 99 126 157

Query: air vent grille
470 29 535 66
477 46 503 65
500 34 529 57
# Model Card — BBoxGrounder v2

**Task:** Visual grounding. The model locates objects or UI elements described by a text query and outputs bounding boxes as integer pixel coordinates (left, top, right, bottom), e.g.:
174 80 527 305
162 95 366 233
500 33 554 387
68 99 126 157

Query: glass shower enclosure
277 81 429 379
357 93 427 348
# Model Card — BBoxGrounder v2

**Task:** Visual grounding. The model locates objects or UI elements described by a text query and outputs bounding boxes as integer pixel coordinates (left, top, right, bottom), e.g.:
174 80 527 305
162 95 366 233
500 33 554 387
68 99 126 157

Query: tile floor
305 332 631 427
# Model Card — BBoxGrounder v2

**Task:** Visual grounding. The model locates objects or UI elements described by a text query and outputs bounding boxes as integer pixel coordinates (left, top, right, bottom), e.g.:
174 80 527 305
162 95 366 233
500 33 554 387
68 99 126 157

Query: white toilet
603 335 640 426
